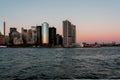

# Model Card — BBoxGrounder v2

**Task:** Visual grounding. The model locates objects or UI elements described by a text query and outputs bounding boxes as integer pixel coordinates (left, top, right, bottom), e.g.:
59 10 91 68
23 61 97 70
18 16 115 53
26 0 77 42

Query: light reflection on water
0 47 120 79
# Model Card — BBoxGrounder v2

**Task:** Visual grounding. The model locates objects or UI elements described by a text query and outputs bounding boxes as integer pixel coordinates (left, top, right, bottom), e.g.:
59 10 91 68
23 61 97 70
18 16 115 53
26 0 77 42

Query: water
0 47 120 80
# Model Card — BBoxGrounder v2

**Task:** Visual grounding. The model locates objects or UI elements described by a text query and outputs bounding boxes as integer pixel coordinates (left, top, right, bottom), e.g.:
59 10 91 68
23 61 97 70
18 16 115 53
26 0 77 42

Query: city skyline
6 21 64 47
0 0 120 43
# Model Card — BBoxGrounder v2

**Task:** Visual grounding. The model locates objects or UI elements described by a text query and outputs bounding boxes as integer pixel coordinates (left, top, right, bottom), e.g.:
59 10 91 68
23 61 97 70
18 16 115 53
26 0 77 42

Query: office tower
9 28 22 45
56 34 63 46
63 20 72 47
21 28 29 44
21 28 27 44
9 28 17 44
0 32 4 45
36 26 42 45
63 20 76 47
72 24 76 43
42 22 49 45
28 29 32 40
49 27 56 46
13 31 21 45
28 29 32 44
21 28 33 44
31 26 37 44
10 28 17 33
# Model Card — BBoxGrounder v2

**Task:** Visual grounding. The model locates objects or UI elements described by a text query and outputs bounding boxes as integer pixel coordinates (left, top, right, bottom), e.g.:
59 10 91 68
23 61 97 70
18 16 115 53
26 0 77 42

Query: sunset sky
0 0 120 43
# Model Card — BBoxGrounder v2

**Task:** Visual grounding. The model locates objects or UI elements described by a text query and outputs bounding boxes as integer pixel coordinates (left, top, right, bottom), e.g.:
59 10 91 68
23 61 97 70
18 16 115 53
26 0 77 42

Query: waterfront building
56 34 63 46
31 26 37 44
21 28 32 44
0 32 5 45
13 31 22 45
49 27 56 46
72 24 76 44
36 26 42 45
21 28 27 44
9 28 17 44
8 27 23 45
63 20 76 47
42 22 49 45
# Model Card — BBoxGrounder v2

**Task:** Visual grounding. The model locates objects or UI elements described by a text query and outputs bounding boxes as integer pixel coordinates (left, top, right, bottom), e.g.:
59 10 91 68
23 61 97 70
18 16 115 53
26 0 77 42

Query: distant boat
84 45 101 48
0 46 7 48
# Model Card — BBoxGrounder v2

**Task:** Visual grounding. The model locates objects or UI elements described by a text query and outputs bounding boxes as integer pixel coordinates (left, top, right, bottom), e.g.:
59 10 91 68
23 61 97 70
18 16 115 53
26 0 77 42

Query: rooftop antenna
3 21 6 37
3 21 6 45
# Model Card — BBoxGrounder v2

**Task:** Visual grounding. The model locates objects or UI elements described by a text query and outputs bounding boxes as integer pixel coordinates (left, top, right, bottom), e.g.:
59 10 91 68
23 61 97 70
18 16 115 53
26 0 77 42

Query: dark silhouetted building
9 28 17 44
0 32 5 45
9 28 22 45
36 26 42 45
21 28 32 44
49 27 56 46
21 28 27 44
56 34 63 46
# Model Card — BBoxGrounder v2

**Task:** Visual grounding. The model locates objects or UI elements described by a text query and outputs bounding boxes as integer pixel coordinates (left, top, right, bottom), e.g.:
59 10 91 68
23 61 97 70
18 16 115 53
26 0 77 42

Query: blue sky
0 0 120 43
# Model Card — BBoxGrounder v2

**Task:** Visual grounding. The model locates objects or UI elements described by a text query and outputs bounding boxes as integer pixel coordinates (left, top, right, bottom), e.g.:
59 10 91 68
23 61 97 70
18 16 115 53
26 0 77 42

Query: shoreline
1 45 120 48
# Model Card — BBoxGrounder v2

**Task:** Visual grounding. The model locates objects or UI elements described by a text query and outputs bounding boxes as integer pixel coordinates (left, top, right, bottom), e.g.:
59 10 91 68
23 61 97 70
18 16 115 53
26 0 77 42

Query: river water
0 47 120 79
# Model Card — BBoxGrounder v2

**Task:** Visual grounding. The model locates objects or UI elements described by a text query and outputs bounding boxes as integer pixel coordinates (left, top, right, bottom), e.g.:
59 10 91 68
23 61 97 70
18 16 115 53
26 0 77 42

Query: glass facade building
42 22 49 44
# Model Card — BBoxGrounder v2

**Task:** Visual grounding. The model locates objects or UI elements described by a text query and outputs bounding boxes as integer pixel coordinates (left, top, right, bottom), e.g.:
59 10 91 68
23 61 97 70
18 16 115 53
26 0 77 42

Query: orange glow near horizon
77 32 120 43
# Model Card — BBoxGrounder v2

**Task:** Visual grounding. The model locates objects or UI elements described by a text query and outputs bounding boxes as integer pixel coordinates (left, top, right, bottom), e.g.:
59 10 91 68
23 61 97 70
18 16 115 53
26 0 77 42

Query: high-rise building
21 28 27 44
36 26 42 45
10 28 17 33
9 28 22 45
49 27 56 46
27 29 32 44
9 28 17 44
31 26 37 44
13 31 22 45
63 20 76 47
42 22 49 45
72 24 76 43
56 34 63 46
28 29 32 40
0 32 4 45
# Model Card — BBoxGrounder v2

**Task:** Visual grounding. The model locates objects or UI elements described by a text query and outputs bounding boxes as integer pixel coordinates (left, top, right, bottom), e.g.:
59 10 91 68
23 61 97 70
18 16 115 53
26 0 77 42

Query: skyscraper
36 26 42 45
72 24 76 43
49 27 56 46
9 28 17 44
22 28 28 44
63 20 76 47
0 32 5 45
56 34 63 46
31 26 37 44
42 22 49 45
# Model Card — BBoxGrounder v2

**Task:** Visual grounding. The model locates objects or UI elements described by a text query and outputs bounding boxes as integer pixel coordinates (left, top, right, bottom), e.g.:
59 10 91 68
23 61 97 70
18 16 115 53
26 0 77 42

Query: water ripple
0 47 120 79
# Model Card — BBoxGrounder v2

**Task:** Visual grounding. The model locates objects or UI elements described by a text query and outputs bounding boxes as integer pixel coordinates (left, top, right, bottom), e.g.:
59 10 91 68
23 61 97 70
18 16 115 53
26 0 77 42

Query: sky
0 0 120 43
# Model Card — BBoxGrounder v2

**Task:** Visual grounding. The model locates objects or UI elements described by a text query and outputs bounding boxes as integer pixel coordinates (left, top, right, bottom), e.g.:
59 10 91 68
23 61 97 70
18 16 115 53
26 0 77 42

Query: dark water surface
0 47 120 80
